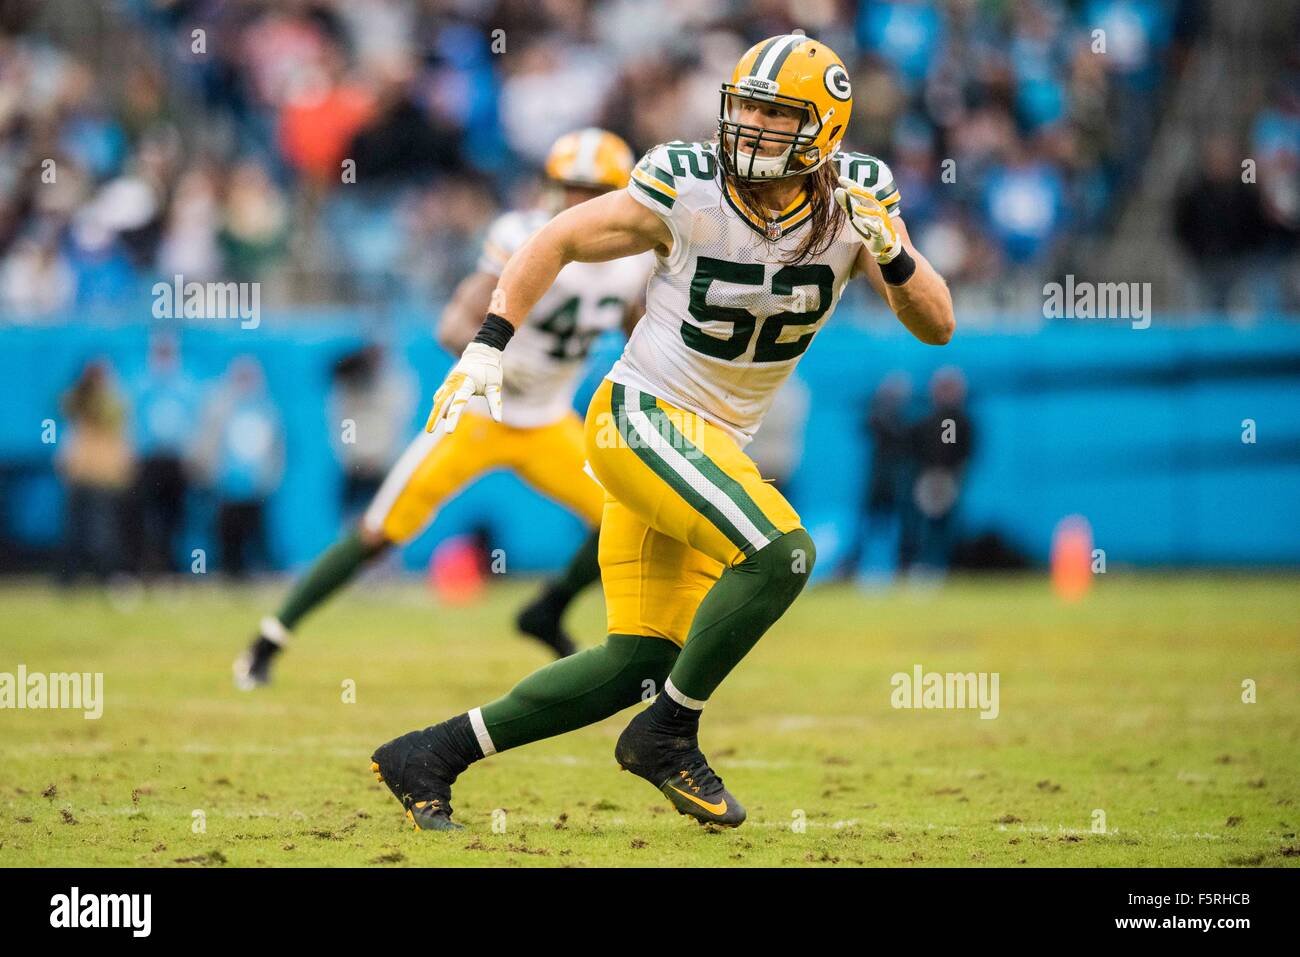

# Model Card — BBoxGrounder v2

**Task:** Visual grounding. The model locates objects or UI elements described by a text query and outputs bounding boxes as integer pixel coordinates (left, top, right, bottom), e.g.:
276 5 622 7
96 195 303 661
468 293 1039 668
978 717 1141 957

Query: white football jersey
473 208 653 428
612 141 901 446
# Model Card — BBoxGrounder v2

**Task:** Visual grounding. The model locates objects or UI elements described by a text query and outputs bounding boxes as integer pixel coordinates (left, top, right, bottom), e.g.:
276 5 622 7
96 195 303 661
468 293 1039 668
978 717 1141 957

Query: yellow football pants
584 378 802 647
363 410 605 543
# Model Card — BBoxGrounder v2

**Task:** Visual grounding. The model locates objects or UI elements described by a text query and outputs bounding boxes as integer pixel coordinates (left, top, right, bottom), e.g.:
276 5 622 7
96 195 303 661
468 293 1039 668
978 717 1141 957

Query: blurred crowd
839 367 977 577
56 336 283 580
51 334 415 582
1174 49 1300 314
6 0 1286 322
749 367 982 579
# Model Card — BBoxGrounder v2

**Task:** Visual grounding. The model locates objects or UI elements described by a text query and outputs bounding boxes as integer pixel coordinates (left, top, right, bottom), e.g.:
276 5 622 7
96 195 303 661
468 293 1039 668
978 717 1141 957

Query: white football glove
833 175 903 264
424 342 503 433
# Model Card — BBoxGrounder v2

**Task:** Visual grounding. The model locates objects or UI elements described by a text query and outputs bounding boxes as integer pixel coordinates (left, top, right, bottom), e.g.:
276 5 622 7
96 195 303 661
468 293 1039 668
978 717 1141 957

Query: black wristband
879 248 917 286
472 312 515 351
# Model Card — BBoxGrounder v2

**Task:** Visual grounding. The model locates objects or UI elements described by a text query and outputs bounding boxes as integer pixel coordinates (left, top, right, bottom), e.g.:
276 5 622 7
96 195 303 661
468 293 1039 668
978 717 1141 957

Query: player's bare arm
437 270 498 354
424 191 668 432
835 179 954 346
856 218 955 346
491 190 669 327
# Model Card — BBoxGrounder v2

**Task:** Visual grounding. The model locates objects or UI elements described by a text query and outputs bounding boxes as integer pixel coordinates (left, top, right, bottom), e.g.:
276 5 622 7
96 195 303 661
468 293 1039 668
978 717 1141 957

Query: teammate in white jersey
235 129 651 689
371 35 954 831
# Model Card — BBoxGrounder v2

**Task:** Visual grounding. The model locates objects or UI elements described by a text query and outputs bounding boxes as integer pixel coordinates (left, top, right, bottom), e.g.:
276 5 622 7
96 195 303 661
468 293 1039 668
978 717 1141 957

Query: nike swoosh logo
667 785 728 815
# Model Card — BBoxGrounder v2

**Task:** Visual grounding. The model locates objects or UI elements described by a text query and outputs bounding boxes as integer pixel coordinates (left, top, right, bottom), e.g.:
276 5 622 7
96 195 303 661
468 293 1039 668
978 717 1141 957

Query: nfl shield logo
765 220 783 241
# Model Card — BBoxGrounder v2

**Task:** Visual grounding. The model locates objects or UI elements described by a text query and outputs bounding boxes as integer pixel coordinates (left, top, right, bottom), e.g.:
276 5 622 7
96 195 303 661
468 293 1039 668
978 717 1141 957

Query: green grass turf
1 574 1297 867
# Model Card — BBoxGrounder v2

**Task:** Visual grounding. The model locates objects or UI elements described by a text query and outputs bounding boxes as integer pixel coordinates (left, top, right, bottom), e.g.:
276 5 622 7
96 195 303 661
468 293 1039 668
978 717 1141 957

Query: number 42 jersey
477 208 654 429
612 140 901 447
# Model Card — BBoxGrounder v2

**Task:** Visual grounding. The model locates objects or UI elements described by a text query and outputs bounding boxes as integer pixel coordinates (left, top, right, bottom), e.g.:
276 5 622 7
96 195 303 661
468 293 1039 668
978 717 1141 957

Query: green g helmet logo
824 63 852 101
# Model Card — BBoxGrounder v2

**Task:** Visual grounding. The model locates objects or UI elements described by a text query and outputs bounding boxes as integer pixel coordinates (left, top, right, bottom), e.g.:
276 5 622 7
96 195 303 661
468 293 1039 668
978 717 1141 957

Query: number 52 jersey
477 208 655 429
612 140 901 447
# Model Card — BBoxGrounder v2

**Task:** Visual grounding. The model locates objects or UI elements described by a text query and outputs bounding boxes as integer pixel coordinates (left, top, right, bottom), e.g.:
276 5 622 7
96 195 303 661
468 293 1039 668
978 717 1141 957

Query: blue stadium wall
2 311 1298 574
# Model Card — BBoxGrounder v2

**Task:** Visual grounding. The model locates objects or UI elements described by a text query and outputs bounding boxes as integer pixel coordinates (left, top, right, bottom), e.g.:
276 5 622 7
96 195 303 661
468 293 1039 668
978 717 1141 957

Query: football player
371 35 954 829
234 129 652 689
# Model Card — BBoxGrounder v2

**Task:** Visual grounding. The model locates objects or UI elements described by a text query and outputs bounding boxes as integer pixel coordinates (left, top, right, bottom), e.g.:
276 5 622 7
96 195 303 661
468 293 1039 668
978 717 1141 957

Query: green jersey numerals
537 295 624 360
683 257 833 363
836 151 899 210
664 142 716 181
839 153 881 189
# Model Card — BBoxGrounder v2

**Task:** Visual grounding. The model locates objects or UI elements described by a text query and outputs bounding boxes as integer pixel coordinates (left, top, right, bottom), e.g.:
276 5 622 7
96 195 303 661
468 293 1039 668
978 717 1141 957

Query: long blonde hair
725 162 846 265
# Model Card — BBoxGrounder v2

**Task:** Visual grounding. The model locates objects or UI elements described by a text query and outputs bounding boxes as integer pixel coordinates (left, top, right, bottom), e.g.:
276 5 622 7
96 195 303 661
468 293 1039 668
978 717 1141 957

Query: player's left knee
751 527 816 596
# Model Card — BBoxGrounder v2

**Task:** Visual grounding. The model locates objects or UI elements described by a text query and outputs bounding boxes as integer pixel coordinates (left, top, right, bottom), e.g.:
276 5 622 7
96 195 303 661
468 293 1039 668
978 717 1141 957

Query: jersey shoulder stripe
628 140 720 212
631 158 676 209
626 142 721 272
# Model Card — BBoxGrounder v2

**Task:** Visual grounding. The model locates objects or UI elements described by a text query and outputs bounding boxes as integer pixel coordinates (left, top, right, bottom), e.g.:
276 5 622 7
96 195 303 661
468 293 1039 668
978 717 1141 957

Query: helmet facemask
717 81 827 181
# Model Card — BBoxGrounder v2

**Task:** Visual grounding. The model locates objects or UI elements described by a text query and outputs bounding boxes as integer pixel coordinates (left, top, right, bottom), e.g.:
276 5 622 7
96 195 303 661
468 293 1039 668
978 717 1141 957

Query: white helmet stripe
571 128 604 183
755 33 805 82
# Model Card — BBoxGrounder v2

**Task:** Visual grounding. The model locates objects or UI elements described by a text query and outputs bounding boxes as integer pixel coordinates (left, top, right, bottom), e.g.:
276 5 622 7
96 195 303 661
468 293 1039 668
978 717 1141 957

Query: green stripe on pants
633 390 780 551
610 383 752 554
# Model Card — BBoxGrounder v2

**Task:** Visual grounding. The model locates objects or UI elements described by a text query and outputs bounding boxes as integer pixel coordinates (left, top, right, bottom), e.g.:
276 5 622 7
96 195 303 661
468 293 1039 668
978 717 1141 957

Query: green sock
479 633 678 753
274 530 385 632
668 528 816 703
550 528 602 602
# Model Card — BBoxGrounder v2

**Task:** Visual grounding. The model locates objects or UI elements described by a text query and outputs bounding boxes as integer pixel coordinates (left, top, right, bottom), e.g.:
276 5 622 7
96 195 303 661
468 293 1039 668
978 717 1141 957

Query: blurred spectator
127 332 198 577
858 0 945 93
346 53 464 184
192 357 284 578
276 43 375 185
904 367 974 574
1084 0 1173 176
157 163 224 281
1252 80 1300 235
219 158 290 281
0 232 75 317
982 144 1068 268
64 208 138 310
1249 69 1300 310
327 344 415 517
1174 135 1277 313
56 359 133 584
498 37 613 165
839 372 914 581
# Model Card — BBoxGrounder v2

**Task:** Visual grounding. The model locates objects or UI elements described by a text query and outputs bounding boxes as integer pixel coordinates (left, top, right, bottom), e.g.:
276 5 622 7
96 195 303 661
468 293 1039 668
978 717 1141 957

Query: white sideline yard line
6 806 1242 842
4 741 1011 780
3 741 1184 783
2 742 803 768
3 744 800 770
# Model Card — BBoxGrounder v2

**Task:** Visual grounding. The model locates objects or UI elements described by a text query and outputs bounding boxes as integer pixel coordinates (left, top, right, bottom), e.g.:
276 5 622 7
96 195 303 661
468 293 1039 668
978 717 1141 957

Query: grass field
2 574 1298 867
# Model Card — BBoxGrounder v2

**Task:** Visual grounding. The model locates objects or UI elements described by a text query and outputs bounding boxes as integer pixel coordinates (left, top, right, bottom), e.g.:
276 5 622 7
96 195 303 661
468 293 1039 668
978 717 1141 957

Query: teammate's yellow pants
584 378 803 647
363 410 605 543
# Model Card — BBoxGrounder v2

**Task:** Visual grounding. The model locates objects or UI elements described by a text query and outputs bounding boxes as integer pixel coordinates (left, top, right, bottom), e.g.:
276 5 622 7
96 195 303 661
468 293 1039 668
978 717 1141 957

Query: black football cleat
614 707 747 828
232 634 281 690
370 728 465 831
515 592 578 658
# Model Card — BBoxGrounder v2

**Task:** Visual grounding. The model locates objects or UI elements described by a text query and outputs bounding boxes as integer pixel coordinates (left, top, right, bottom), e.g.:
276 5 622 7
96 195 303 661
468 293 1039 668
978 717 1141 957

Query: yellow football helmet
719 33 853 180
544 128 636 191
